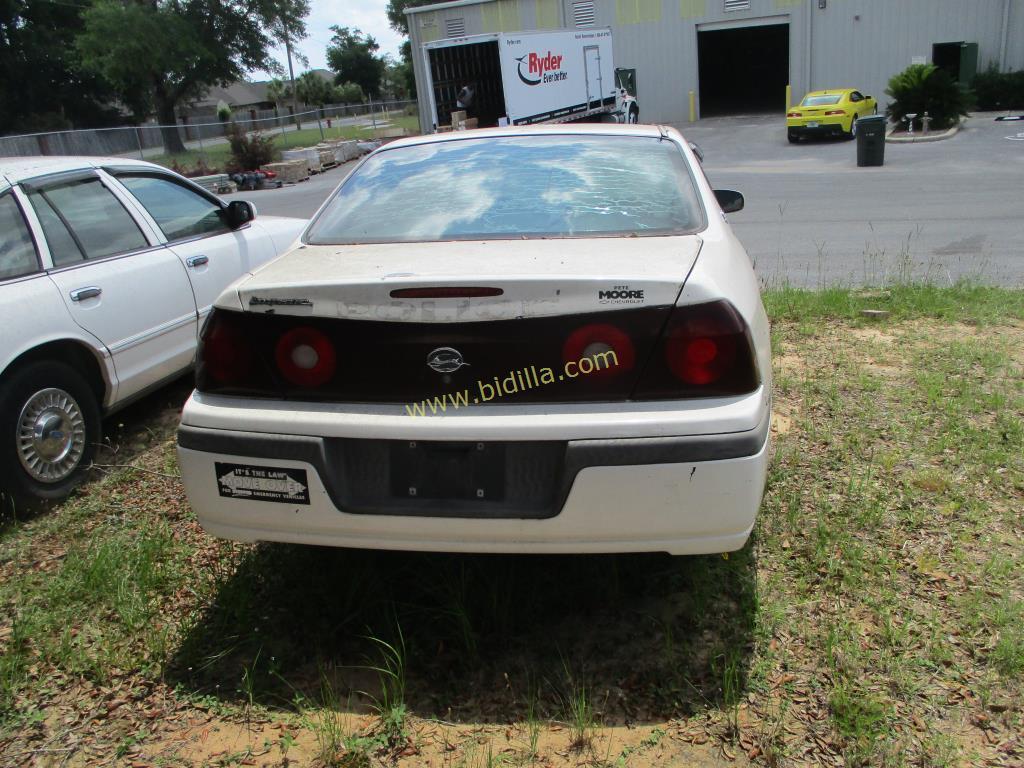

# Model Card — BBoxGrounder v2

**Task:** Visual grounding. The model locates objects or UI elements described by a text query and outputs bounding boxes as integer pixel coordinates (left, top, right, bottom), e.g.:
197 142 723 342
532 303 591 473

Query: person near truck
456 83 476 118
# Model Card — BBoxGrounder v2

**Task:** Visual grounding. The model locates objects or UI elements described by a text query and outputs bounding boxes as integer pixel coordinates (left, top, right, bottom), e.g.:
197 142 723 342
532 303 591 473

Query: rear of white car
177 125 771 555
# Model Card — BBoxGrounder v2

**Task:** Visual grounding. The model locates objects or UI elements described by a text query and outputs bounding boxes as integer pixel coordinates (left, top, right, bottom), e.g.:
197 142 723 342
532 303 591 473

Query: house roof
192 81 270 110
191 69 336 111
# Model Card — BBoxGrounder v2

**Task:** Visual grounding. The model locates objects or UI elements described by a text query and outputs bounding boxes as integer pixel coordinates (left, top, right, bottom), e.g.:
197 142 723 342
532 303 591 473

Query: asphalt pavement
227 113 1024 287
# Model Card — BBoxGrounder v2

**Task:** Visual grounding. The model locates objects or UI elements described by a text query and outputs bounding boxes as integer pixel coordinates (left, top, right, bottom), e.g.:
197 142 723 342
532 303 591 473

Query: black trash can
857 115 887 167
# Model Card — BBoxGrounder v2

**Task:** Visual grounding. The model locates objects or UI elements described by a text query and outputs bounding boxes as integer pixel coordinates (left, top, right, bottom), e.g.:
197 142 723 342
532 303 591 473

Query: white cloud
267 0 406 77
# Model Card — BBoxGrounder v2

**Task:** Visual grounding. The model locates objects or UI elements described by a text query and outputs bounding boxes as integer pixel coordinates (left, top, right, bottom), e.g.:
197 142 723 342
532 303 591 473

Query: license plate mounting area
390 441 505 502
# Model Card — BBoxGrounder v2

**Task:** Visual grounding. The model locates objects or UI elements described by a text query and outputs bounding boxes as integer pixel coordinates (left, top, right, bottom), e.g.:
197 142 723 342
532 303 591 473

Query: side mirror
714 189 744 213
225 200 255 229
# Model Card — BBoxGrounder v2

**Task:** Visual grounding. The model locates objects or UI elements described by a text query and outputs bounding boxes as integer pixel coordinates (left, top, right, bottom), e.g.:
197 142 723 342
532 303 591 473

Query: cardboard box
450 110 467 126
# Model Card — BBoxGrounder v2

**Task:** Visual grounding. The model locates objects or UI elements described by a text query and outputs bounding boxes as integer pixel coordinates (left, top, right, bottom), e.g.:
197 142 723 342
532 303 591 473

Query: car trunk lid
233 237 701 323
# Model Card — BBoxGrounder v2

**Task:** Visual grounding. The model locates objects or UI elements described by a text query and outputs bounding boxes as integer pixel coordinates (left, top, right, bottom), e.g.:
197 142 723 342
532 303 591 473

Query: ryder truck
417 28 638 133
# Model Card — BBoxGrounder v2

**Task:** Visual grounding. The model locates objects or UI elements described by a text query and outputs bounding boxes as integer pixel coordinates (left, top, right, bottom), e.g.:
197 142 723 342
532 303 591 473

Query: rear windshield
801 95 842 106
304 134 705 243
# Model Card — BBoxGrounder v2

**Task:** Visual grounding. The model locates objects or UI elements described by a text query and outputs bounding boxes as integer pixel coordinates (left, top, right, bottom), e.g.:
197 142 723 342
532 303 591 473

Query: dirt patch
848 325 899 344
773 353 807 377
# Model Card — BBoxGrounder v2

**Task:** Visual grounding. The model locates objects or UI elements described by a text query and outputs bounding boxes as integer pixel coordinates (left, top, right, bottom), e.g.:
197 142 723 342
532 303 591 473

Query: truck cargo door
584 46 603 110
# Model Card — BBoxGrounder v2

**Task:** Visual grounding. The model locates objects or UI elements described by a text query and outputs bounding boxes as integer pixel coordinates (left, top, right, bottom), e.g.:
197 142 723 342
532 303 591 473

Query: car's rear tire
847 115 859 140
0 361 101 509
787 130 799 143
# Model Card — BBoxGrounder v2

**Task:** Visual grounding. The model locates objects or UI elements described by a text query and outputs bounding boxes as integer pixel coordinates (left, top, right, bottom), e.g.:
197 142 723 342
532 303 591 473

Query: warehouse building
406 0 1024 130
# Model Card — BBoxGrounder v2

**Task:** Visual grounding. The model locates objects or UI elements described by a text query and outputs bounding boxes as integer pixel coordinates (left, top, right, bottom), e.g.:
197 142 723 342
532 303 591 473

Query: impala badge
427 347 468 373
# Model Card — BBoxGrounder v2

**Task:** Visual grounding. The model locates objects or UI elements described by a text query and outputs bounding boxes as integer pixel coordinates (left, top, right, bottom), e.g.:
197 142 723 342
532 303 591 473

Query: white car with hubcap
177 125 771 555
0 157 305 507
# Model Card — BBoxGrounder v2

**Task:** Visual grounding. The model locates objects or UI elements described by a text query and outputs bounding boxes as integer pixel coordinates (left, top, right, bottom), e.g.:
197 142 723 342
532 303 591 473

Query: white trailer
420 27 638 132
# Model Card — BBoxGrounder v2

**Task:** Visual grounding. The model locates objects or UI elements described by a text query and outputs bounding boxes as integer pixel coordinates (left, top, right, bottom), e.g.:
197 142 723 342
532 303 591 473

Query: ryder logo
515 51 567 86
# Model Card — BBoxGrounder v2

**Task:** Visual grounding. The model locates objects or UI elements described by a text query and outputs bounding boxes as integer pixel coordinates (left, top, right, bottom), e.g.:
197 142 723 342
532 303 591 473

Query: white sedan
177 125 771 555
0 157 306 506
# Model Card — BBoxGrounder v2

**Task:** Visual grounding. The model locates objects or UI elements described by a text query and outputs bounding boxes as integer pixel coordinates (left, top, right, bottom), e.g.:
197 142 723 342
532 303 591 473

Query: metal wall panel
1003 0 1024 73
808 0 1020 114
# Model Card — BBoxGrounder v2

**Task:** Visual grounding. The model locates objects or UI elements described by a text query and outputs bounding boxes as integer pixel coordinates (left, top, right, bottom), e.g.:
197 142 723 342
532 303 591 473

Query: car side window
850 92 863 102
0 192 40 280
117 174 229 242
26 176 149 266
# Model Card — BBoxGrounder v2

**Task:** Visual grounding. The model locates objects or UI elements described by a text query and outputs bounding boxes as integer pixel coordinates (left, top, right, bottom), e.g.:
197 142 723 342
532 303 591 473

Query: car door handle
70 286 102 302
186 255 209 268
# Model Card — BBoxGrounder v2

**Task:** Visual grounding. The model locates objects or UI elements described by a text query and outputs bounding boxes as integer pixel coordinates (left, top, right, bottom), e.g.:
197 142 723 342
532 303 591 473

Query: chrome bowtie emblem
426 347 468 373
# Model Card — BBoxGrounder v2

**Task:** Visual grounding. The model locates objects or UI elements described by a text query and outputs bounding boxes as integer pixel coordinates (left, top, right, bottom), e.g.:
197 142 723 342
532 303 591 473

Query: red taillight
824 110 845 116
562 323 635 377
787 111 802 118
633 300 759 398
275 327 337 388
201 312 255 385
666 331 738 386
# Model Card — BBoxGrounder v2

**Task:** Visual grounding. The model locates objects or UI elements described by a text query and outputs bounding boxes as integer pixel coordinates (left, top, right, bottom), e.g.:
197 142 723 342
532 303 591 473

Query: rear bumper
176 400 770 555
787 119 848 137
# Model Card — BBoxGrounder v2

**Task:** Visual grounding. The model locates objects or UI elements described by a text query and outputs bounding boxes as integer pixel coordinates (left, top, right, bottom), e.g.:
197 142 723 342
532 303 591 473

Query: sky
268 0 406 76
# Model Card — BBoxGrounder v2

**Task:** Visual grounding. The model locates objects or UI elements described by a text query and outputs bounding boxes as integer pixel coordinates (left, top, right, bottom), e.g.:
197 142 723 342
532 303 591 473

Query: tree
266 78 289 111
295 72 332 106
0 0 124 134
77 0 309 154
380 55 408 100
386 0 438 36
399 40 417 100
333 82 365 104
326 27 385 100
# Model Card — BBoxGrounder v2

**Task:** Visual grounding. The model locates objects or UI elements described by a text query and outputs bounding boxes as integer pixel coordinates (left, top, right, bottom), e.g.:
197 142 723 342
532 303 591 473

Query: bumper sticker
216 462 310 504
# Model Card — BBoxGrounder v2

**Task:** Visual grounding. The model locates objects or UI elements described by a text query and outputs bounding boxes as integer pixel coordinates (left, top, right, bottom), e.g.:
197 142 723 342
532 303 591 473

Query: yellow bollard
688 90 696 123
785 84 792 112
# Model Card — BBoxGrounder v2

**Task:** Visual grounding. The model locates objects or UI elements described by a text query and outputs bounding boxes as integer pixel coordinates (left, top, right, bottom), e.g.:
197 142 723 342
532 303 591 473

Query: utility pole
285 31 300 130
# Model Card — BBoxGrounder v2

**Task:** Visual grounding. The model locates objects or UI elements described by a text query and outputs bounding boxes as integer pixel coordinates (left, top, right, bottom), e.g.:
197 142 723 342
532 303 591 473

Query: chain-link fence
0 100 418 172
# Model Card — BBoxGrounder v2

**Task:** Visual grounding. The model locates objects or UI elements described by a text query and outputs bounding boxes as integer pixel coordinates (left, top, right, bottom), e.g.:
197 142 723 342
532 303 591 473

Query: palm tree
266 78 287 117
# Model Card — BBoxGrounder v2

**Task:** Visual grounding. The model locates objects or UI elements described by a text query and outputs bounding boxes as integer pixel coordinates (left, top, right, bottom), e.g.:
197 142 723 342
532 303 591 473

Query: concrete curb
885 121 961 143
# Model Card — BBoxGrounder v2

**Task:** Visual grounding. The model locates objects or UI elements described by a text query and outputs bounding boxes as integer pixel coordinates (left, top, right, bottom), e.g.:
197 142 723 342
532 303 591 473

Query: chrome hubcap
16 388 86 483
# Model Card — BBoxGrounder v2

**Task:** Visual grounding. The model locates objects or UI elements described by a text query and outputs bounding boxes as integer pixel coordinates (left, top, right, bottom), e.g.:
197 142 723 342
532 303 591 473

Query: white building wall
407 0 1024 131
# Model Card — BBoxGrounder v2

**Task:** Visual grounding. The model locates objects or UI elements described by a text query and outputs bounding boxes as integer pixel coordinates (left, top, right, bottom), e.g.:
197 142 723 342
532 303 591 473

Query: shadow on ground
168 543 757 725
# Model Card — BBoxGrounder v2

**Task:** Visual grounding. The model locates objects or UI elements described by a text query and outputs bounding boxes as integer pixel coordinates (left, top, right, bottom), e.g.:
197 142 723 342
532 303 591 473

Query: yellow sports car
787 89 878 142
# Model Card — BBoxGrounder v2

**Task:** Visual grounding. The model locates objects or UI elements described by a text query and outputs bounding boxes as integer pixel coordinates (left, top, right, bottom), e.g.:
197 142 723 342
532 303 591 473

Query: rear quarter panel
252 216 307 257
672 131 771 397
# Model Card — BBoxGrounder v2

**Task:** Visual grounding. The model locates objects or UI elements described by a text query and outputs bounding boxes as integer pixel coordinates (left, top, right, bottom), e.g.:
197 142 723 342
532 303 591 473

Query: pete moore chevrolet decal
216 462 310 504
515 51 567 86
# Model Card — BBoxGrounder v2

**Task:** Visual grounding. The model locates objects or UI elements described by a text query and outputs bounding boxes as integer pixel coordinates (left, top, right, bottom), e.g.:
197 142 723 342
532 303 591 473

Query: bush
972 65 1024 110
226 123 277 172
169 158 217 177
885 63 973 131
333 81 364 104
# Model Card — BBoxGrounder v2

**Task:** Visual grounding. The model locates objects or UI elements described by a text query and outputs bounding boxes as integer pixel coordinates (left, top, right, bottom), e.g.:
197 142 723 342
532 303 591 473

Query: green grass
0 284 1022 766
148 113 420 175
763 281 1024 323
